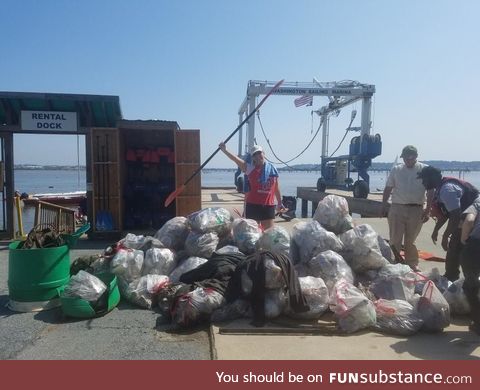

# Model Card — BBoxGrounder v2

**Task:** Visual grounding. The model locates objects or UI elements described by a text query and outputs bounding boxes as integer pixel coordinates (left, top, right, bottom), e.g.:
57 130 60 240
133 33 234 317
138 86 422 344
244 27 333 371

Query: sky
2 0 479 167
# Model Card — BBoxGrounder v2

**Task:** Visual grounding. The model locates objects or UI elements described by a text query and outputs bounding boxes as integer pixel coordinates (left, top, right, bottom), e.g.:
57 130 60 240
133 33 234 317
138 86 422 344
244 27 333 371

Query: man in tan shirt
381 145 432 270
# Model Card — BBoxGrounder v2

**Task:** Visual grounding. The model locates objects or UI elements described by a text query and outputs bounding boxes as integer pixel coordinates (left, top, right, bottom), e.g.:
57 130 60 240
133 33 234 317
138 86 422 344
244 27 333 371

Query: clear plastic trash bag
215 245 243 255
313 194 353 234
443 277 470 315
257 226 290 256
377 235 394 263
62 270 107 302
370 263 416 301
172 287 226 328
211 299 252 322
187 207 232 235
110 248 144 283
290 220 343 264
125 274 170 309
265 288 288 319
231 218 261 254
288 276 329 319
240 255 286 296
374 299 423 336
414 267 450 295
154 216 190 250
143 247 177 276
339 224 389 273
185 231 219 258
120 233 147 250
416 280 450 332
168 256 209 283
331 280 376 333
307 250 354 292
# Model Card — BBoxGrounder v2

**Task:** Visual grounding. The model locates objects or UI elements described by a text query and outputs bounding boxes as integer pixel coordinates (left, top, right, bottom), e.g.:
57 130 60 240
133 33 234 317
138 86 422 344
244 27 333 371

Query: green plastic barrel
8 223 90 312
60 272 120 318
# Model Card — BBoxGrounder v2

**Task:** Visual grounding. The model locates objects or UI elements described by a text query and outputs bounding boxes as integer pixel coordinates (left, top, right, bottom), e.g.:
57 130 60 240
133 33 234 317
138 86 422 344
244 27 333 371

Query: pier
296 187 386 217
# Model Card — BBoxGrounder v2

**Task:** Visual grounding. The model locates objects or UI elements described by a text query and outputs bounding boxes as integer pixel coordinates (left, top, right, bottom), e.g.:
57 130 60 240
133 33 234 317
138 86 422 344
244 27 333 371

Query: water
8 168 480 233
201 169 480 218
201 169 480 197
15 169 86 195
10 169 86 234
12 168 480 199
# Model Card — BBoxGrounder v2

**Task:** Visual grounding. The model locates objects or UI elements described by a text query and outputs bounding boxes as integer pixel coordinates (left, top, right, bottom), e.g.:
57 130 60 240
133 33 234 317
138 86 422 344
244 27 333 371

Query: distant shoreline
14 161 480 172
14 165 86 171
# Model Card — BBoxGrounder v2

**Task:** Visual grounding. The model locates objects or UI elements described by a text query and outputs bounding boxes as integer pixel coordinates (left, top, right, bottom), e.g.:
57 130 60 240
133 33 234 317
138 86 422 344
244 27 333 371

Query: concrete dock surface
1 188 479 360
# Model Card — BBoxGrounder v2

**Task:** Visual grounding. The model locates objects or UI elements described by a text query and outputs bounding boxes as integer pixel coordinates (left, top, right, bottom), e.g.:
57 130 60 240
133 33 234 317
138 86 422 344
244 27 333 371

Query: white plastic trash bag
257 226 290 256
231 218 261 254
110 248 144 282
154 216 190 250
374 299 423 336
143 247 177 276
313 194 353 234
62 270 107 302
331 280 376 333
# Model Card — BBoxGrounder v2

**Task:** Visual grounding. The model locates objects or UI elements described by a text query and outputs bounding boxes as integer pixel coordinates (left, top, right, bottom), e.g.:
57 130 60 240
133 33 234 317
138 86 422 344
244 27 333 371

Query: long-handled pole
164 79 284 207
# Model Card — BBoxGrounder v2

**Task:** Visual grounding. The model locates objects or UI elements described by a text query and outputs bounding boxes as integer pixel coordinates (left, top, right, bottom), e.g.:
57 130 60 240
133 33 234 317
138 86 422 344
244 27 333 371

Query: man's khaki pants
387 203 424 267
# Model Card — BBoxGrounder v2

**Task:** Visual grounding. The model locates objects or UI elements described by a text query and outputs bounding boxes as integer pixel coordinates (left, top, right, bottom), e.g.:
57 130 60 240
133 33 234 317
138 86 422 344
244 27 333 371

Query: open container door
174 129 201 216
89 128 122 239
0 132 14 239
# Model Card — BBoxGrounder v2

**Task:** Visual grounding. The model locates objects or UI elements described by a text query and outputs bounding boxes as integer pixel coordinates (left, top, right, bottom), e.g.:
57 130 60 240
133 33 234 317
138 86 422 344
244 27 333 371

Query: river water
7 168 480 233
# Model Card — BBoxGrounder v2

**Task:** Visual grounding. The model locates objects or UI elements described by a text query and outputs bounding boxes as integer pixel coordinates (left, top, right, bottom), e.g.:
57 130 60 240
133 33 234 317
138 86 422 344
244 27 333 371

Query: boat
22 191 86 206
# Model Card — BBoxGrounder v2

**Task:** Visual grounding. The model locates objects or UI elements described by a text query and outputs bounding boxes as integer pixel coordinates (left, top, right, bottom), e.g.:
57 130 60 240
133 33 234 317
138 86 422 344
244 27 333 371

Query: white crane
236 79 381 198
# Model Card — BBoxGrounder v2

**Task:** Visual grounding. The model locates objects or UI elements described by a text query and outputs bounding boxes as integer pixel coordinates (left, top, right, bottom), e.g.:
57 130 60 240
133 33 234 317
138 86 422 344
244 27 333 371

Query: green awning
0 91 122 128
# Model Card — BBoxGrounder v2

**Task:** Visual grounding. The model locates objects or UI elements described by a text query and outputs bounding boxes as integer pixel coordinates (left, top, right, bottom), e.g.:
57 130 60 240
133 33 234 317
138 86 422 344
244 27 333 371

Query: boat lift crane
236 79 382 198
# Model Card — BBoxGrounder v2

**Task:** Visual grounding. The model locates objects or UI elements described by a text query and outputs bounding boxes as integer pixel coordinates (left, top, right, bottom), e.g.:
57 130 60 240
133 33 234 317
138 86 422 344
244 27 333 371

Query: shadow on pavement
0 294 13 316
33 307 64 324
390 330 480 360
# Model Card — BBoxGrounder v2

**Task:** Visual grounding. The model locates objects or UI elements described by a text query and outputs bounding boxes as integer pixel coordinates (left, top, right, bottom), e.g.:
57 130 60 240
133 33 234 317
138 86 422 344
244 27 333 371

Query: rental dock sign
21 110 78 132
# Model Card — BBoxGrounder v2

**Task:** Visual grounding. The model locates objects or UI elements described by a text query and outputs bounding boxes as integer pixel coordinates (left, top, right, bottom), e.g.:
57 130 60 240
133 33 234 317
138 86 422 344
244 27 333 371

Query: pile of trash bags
67 198 461 336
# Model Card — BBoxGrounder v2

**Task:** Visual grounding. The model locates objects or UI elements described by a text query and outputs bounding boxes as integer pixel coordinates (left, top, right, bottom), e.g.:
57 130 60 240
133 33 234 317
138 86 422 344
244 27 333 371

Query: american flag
294 94 313 107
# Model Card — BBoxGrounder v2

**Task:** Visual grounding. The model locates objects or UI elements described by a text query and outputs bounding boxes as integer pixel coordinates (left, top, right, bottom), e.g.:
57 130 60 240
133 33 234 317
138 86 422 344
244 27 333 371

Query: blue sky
2 0 479 167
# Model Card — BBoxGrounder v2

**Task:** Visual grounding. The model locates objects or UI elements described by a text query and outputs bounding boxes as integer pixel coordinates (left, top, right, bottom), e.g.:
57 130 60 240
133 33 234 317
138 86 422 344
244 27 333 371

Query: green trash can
60 272 121 319
8 223 90 312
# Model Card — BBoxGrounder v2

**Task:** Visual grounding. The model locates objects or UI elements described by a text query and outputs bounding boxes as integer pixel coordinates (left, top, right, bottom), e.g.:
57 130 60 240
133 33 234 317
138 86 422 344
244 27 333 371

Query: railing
33 200 76 234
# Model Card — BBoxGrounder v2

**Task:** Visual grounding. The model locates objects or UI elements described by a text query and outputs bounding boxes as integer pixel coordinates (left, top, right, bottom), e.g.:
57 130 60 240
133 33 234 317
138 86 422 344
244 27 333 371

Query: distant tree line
14 165 86 170
273 161 480 172
14 161 480 172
